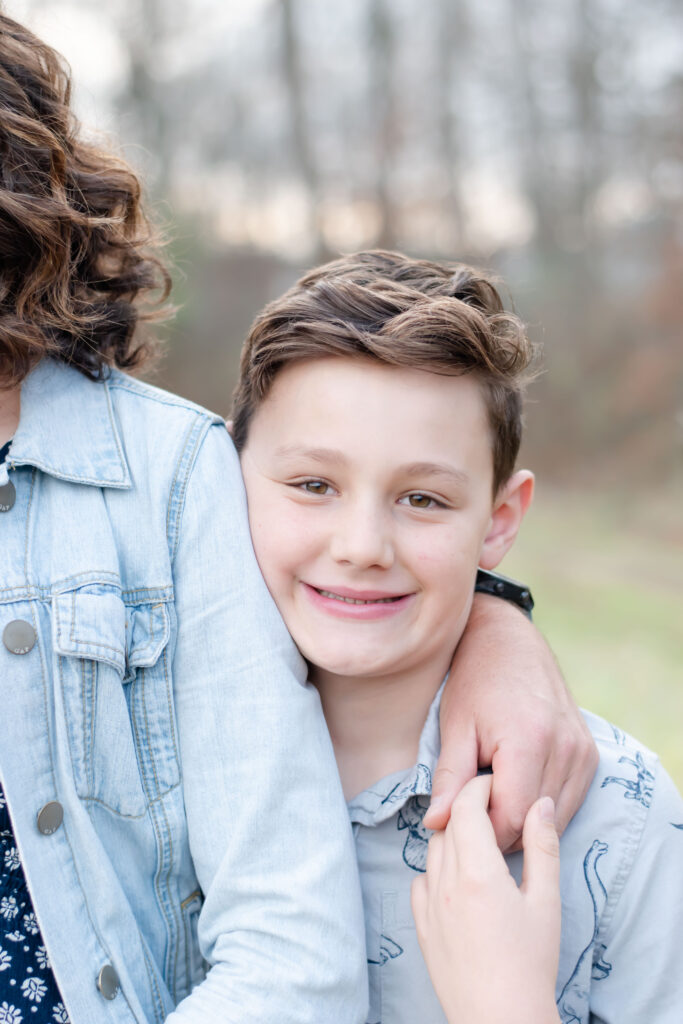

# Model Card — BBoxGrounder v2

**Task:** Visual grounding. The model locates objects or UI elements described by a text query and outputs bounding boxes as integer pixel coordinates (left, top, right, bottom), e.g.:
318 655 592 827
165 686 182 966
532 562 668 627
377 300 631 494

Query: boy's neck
312 652 452 802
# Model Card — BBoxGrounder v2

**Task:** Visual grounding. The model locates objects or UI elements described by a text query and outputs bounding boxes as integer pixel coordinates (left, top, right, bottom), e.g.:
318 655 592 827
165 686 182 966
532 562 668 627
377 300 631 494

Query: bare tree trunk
507 0 557 252
435 0 468 252
120 0 173 197
369 0 399 250
280 0 328 259
570 0 602 251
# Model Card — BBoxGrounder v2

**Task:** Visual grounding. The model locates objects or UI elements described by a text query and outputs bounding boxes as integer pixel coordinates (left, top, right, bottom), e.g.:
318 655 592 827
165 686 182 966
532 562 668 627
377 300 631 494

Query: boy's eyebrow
273 447 469 487
399 462 470 488
273 444 349 466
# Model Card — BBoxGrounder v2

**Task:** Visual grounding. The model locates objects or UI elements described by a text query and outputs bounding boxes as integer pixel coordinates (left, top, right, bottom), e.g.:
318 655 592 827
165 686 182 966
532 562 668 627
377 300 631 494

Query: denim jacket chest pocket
53 588 179 817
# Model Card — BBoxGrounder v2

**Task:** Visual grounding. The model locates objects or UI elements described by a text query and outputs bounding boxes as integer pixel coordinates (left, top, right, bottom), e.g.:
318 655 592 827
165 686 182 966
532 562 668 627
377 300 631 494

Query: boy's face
240 356 531 683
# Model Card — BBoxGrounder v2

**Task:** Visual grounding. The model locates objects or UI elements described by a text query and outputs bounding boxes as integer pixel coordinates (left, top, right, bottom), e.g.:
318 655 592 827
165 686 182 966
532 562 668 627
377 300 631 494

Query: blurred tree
115 0 182 195
435 0 467 250
279 0 328 258
506 0 558 251
369 0 400 249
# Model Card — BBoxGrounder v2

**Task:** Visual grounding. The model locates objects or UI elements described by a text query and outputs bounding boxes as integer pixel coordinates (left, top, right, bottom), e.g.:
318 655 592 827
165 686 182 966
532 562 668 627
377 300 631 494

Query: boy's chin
303 647 396 681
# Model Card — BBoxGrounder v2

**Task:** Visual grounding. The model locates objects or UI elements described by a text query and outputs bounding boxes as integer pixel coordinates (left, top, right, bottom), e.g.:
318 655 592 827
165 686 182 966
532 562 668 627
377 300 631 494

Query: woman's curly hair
0 12 172 387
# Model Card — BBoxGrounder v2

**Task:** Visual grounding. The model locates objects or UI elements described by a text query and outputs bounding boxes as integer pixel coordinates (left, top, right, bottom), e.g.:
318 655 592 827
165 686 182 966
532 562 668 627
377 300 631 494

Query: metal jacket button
37 802 64 835
3 620 36 655
0 480 15 511
97 964 120 1000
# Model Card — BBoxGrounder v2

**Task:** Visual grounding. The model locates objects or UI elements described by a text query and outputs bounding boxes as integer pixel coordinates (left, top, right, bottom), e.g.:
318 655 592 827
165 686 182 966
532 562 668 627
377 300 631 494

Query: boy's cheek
245 520 284 590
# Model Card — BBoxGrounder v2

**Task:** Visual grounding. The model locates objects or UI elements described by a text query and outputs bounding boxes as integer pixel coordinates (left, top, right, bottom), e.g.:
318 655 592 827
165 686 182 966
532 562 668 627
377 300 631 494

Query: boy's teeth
318 589 398 605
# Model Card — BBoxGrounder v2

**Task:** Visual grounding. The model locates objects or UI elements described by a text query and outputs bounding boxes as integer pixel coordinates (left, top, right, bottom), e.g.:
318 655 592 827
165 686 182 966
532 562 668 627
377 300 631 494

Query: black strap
474 568 534 615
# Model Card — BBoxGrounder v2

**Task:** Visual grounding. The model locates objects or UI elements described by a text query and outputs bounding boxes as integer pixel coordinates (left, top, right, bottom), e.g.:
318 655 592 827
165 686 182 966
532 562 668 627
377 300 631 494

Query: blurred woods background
10 0 683 781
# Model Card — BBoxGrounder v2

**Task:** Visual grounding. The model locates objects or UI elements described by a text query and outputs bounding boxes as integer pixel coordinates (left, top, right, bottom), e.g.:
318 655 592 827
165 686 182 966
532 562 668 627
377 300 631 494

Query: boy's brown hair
232 250 535 493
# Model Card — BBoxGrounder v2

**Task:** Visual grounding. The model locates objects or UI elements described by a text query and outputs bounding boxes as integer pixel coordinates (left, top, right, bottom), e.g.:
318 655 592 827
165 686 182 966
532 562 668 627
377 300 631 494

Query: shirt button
37 802 64 836
0 480 15 511
97 964 120 1000
3 619 37 655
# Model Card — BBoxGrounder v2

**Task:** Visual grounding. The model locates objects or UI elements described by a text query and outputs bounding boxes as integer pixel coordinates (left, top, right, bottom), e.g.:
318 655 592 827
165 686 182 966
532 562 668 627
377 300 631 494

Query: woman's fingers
445 773 500 877
416 777 562 1024
521 796 561 900
424 820 445 880
425 715 479 830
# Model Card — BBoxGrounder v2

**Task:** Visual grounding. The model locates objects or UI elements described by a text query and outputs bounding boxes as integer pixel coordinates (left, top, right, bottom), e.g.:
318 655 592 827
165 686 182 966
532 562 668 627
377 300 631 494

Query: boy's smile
240 356 532 690
302 582 416 619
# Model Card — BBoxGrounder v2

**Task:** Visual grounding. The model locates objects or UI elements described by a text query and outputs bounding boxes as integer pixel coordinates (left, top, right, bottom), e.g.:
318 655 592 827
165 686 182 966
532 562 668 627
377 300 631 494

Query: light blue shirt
349 686 683 1024
0 360 367 1024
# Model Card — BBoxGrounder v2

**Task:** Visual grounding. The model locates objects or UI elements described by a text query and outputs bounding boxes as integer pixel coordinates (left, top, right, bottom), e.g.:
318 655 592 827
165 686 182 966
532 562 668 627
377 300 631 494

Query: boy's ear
479 470 534 571
225 419 234 436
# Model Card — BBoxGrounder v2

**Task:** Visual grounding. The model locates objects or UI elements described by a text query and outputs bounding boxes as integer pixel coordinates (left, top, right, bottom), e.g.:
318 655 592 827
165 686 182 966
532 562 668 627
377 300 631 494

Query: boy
231 250 683 1024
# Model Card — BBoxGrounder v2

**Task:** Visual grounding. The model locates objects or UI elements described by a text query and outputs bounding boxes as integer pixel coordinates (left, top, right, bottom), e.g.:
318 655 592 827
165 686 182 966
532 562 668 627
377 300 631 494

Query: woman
0 12 594 1024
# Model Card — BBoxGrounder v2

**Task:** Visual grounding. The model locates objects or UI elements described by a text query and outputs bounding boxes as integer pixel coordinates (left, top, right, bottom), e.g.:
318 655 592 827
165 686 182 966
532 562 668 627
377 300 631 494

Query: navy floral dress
0 787 70 1023
1 440 69 1024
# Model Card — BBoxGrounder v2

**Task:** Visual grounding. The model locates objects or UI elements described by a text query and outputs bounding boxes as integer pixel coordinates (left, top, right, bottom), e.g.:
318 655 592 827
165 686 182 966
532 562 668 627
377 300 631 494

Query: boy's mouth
314 588 403 606
301 582 414 619
309 589 405 602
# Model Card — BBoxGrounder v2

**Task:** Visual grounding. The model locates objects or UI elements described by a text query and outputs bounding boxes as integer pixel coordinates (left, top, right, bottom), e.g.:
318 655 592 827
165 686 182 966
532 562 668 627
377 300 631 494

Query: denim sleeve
164 422 368 1023
588 760 683 1024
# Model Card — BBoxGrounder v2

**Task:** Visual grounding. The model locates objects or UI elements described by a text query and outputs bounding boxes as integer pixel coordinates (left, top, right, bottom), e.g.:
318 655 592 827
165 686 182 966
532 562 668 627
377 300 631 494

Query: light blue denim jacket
0 360 367 1024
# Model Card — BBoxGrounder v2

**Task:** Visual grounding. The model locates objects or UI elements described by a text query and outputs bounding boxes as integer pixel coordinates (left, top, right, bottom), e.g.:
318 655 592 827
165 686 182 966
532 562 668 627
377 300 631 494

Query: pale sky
4 0 271 125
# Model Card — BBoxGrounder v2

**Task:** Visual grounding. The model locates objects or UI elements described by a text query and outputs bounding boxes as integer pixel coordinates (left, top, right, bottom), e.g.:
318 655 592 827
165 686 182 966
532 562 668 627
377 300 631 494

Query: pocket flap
53 591 127 675
126 602 170 670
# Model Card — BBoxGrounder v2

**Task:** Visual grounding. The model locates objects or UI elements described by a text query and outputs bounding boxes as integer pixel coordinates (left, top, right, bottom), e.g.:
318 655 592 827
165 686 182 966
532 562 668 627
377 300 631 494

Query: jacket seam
77 782 182 819
0 584 174 602
129 674 181 995
8 458 128 488
23 467 36 579
103 374 130 484
162 643 181 776
165 416 213 563
140 942 166 1024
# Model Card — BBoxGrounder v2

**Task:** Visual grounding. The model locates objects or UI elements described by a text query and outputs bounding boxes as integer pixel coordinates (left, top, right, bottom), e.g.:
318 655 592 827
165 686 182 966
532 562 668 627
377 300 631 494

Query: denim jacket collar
8 359 131 489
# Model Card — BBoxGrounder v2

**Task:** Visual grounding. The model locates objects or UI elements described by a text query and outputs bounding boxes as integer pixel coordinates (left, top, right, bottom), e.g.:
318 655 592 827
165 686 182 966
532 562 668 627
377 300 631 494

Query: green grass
501 485 683 790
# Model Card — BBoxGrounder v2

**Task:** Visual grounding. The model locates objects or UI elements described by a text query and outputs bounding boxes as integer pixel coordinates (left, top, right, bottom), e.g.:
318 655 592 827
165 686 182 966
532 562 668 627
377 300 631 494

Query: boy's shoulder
550 711 683 1021
577 708 672 822
563 708 678 852
556 708 682 949
581 708 659 803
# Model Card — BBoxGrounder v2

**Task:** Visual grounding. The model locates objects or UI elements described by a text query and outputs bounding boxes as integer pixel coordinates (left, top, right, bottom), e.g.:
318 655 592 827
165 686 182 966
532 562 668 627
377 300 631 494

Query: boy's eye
301 480 331 495
400 493 436 509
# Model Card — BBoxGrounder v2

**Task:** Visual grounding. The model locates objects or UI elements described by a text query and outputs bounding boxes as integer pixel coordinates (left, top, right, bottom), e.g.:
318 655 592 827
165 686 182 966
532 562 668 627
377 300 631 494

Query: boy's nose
329 504 394 570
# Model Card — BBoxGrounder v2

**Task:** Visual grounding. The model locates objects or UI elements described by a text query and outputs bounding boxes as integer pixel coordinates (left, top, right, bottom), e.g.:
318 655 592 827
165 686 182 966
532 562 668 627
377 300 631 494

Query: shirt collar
347 680 444 826
5 359 131 489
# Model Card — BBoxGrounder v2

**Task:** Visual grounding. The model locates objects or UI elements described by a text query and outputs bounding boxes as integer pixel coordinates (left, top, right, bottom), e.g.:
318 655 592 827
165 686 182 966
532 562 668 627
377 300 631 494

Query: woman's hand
424 593 598 850
412 775 562 1024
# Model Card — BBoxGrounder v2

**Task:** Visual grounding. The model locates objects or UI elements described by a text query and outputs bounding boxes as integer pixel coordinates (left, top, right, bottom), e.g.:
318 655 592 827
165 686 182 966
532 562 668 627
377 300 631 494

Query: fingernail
424 795 446 821
539 796 555 823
